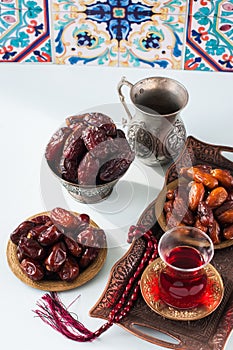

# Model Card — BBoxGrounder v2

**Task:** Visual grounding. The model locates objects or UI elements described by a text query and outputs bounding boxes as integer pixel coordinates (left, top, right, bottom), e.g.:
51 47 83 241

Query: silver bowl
46 158 120 204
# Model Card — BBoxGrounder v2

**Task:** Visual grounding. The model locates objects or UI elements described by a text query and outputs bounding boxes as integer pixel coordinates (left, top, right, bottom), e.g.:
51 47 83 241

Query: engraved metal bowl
46 158 120 204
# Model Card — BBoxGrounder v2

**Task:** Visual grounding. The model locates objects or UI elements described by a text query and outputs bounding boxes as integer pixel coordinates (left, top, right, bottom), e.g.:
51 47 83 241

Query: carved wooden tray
90 136 233 349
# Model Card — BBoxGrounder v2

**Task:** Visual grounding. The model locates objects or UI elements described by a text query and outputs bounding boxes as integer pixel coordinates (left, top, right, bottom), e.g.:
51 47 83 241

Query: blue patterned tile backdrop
0 0 52 62
1 0 233 70
185 0 233 71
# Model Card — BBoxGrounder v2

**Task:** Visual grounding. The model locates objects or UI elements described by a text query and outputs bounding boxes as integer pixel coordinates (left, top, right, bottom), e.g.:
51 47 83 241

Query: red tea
159 246 207 309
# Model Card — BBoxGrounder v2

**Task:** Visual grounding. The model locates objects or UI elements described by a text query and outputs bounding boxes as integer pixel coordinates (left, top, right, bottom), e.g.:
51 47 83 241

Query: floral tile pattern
119 13 185 68
150 0 187 14
0 0 46 11
1 0 233 70
0 0 52 62
189 0 233 17
53 10 119 65
185 0 233 71
52 0 186 67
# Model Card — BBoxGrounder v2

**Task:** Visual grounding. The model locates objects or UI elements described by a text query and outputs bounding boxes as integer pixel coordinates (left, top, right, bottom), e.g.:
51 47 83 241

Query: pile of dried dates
10 208 106 282
45 112 135 185
163 165 233 244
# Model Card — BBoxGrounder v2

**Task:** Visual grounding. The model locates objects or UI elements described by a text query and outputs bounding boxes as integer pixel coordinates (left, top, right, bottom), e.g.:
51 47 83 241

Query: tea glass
158 226 214 309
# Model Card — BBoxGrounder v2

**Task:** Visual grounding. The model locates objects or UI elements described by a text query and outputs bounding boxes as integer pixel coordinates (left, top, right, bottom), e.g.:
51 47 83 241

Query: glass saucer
140 258 224 321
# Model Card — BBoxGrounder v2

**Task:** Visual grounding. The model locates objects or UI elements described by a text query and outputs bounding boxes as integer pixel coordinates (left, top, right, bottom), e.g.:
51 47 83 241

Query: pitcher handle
117 76 134 126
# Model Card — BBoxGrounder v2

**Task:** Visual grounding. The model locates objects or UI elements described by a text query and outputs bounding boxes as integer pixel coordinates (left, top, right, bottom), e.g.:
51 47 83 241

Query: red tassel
34 226 157 342
34 292 106 341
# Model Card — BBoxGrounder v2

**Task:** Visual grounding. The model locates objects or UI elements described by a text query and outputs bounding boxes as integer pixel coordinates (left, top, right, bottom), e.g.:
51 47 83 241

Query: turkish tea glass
158 226 214 309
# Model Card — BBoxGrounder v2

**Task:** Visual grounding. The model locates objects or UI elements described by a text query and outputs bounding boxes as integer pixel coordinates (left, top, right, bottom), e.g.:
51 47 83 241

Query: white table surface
1 64 233 350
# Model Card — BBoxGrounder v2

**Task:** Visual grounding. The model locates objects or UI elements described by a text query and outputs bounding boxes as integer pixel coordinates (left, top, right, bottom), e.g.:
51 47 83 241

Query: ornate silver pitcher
117 76 189 166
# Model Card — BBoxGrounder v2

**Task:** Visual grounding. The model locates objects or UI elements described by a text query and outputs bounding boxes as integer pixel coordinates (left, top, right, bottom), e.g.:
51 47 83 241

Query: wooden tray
90 137 233 349
90 200 233 349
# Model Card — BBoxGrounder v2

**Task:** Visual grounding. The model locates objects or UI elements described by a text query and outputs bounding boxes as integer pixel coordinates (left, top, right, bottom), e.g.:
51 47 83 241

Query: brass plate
155 178 233 250
7 211 107 291
140 258 224 321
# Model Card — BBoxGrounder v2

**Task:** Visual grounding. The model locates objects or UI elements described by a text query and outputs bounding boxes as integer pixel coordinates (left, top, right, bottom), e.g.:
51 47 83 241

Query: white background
0 64 233 349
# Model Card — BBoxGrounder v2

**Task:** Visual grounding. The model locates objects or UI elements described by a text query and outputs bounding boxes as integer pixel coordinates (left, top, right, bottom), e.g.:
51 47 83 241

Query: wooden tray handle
128 322 183 349
165 136 233 185
218 145 233 165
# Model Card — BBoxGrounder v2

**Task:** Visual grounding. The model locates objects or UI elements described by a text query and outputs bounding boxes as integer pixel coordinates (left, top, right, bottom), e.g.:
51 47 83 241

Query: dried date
205 186 228 208
75 214 90 235
182 209 195 225
79 213 90 223
89 137 120 161
45 127 72 161
209 219 221 245
180 167 218 189
65 113 89 128
60 125 87 182
166 212 184 229
166 189 175 201
211 168 233 188
38 225 62 246
60 158 78 183
27 225 49 240
188 182 205 211
99 143 135 183
50 207 81 233
194 218 208 233
163 200 174 213
82 126 107 151
45 127 72 173
58 257 80 281
66 113 117 138
20 259 44 281
45 242 67 272
193 165 212 173
10 221 36 244
64 236 83 257
78 227 106 248
99 157 132 182
223 224 233 240
171 194 194 225
31 215 51 225
197 202 214 227
215 201 233 217
60 124 87 182
83 113 117 137
217 209 233 224
227 191 233 201
17 236 46 261
79 247 99 269
78 152 100 185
